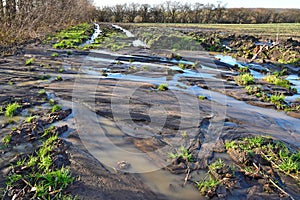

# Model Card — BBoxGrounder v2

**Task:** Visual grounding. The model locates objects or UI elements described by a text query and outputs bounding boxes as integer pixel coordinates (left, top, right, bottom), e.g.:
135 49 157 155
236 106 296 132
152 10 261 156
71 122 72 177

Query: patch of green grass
51 104 62 113
53 23 94 49
37 74 51 80
25 115 37 123
158 83 169 91
178 63 186 70
209 158 226 172
198 95 206 100
169 145 193 162
25 58 34 65
55 75 63 81
59 68 64 73
42 126 56 138
38 89 46 95
2 135 11 145
245 85 261 95
51 53 59 57
239 136 265 151
226 136 300 180
5 102 21 117
235 73 254 85
49 99 55 105
8 81 14 85
5 135 74 199
270 94 285 103
263 75 291 89
270 93 286 109
225 141 237 150
196 176 220 195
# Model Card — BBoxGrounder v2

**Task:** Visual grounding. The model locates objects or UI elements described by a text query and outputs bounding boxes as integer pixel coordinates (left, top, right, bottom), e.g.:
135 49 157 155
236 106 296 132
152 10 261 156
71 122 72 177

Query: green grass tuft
25 58 34 65
158 83 169 91
51 104 62 113
235 73 254 85
5 102 21 117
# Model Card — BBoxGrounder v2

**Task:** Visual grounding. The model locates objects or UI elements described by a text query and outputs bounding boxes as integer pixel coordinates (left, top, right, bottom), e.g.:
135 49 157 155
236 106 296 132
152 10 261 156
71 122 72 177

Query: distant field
127 23 300 40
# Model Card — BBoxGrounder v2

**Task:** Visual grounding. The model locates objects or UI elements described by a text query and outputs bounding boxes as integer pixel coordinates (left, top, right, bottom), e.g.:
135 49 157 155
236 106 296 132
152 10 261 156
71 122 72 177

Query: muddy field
0 23 299 199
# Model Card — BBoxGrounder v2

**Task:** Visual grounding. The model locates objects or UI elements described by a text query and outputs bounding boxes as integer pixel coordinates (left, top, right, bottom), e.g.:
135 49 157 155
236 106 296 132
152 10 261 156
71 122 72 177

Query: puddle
215 55 244 68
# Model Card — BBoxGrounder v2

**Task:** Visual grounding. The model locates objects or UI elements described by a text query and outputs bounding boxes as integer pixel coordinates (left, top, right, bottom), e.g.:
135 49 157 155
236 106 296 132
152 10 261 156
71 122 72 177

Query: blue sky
94 0 300 8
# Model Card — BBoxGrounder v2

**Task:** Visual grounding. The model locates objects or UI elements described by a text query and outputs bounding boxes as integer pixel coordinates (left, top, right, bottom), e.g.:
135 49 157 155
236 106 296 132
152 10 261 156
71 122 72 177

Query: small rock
117 160 131 170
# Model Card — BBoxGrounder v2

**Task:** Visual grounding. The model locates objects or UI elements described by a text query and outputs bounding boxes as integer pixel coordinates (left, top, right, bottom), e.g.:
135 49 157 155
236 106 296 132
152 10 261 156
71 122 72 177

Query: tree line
96 1 300 24
0 0 96 47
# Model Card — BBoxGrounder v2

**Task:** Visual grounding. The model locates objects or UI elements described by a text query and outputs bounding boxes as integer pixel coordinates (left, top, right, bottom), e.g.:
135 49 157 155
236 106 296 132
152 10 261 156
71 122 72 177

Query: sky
94 0 300 9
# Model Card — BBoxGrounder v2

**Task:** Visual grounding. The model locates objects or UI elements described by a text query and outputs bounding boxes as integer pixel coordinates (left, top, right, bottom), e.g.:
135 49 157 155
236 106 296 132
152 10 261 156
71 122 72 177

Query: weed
270 94 286 109
0 106 2 114
239 136 264 151
38 89 46 95
53 23 93 49
245 85 261 95
263 75 290 89
196 176 220 194
49 99 55 105
59 68 64 73
225 141 237 150
158 83 169 91
38 74 51 80
5 102 21 117
51 53 59 57
235 73 254 85
178 63 186 70
55 75 63 81
128 66 137 70
229 136 300 180
8 81 14 85
25 115 37 123
67 51 72 55
5 135 74 199
181 131 188 138
2 135 11 145
42 126 56 138
51 104 62 113
209 158 226 171
279 157 299 174
198 95 206 100
25 58 34 65
169 145 193 162
270 94 285 103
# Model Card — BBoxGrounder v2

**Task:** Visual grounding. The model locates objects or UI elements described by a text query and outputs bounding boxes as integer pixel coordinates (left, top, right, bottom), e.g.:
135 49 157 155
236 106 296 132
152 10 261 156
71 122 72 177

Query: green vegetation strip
52 23 94 49
225 136 300 180
4 135 74 199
